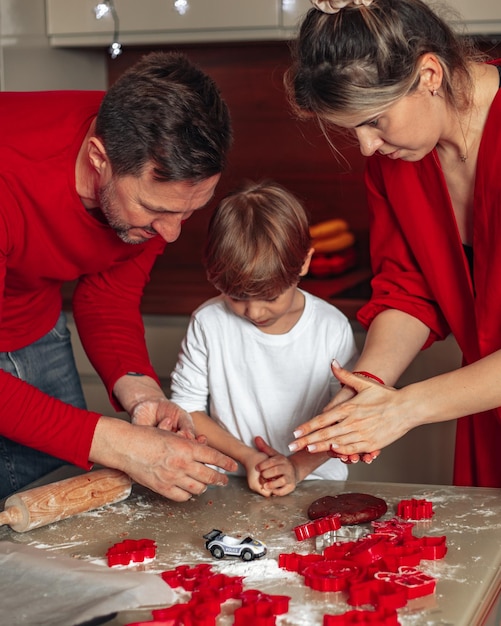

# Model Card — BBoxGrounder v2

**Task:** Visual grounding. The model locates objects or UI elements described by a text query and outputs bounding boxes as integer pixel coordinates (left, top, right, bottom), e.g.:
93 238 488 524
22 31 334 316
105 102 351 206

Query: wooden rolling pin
0 468 132 532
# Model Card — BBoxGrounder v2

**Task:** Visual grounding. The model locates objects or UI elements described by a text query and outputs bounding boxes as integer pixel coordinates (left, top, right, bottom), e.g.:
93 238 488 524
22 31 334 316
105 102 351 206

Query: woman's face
336 87 442 161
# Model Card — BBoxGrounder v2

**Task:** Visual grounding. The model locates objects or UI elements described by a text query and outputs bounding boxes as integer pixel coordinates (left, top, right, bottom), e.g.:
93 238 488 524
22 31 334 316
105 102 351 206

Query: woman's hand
322 369 380 464
289 362 409 458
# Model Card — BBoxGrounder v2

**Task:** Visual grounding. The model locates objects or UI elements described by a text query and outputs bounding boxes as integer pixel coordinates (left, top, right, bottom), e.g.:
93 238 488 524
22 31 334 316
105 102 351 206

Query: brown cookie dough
307 492 388 525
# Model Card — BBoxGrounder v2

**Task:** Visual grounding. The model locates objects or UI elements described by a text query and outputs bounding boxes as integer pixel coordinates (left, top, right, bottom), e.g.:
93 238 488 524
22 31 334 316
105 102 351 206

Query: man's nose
152 216 184 243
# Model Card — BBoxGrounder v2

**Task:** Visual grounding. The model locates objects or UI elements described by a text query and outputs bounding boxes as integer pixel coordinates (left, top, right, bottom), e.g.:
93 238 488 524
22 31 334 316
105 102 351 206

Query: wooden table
1 475 500 625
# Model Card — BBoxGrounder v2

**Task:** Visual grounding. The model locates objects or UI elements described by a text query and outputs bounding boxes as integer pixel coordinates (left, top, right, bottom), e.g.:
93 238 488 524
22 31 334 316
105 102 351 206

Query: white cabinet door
46 0 282 45
45 0 501 46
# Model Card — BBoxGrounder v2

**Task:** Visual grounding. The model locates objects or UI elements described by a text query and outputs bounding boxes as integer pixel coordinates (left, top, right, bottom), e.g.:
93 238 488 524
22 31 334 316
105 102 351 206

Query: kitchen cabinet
46 0 282 46
46 0 501 48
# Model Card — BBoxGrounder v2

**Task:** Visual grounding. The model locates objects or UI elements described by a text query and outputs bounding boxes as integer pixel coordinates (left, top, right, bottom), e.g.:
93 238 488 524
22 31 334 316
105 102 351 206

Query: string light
93 2 111 20
94 0 122 59
174 0 189 15
93 1 191 57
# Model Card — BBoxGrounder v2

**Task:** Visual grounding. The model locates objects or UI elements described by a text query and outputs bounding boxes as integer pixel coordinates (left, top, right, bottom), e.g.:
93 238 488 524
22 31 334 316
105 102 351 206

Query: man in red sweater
0 51 237 499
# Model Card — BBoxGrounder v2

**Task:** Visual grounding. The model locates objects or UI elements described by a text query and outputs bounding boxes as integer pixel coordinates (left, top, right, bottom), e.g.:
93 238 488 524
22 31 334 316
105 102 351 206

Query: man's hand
90 416 238 502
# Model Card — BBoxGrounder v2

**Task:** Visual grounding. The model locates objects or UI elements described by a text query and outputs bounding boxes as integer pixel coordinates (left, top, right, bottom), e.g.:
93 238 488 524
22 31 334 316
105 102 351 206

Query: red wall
108 41 370 274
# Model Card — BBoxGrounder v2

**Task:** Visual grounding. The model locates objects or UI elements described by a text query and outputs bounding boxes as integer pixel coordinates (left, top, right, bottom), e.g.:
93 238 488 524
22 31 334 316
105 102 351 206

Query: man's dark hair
96 51 232 182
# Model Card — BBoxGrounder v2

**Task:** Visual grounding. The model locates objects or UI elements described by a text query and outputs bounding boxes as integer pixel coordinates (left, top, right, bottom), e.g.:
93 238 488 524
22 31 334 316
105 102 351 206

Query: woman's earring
432 89 438 96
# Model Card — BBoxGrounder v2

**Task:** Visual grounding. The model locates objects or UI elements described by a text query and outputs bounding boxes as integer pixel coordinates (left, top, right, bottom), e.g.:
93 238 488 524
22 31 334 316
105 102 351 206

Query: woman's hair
96 51 232 182
204 181 311 300
285 0 482 126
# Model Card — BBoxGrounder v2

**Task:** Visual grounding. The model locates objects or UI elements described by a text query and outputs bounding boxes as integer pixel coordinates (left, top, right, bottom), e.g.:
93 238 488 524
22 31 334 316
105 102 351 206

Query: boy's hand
132 398 196 439
242 448 273 496
254 436 298 496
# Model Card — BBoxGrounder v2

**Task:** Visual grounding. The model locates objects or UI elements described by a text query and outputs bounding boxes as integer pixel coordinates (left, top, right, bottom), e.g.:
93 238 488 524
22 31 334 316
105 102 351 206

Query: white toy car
203 529 267 561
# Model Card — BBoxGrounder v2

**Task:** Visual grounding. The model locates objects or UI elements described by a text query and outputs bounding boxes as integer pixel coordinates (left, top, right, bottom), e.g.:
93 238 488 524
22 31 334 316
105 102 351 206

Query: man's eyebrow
140 187 217 213
141 201 169 212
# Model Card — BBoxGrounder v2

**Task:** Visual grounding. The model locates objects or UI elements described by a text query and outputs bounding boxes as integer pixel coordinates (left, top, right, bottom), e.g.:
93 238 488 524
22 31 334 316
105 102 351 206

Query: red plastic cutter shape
234 591 290 626
106 538 157 567
302 559 366 592
344 535 390 566
372 517 415 539
375 566 436 600
396 498 434 520
347 578 408 610
293 513 342 541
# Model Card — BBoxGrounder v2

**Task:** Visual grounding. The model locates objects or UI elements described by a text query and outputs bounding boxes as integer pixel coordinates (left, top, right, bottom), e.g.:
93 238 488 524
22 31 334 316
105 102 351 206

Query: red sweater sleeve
357 156 451 348
0 370 100 468
72 237 166 411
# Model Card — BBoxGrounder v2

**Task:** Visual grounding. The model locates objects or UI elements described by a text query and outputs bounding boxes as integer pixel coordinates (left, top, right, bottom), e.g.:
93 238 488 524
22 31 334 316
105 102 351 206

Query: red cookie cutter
302 559 367 592
396 498 434 520
323 541 356 561
150 575 290 626
161 563 214 591
369 525 447 571
278 552 324 574
347 578 408 610
420 535 447 560
106 538 157 567
344 535 390 566
372 517 415 539
152 594 223 626
234 590 290 625
161 564 244 601
375 566 436 600
293 513 342 540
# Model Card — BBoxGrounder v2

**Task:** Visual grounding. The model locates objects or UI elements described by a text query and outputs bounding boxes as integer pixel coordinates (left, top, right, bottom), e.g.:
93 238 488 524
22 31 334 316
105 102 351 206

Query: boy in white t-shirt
170 181 358 496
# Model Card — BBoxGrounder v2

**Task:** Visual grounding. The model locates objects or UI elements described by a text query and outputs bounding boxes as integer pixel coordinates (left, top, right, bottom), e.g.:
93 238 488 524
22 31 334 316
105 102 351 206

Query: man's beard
98 179 150 245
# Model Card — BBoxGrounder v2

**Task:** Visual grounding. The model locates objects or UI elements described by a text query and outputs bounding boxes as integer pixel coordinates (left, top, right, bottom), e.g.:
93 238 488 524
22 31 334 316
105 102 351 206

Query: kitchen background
2 0 500 485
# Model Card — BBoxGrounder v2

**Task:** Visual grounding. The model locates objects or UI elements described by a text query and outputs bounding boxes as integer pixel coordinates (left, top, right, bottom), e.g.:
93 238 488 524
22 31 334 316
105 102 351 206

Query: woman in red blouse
286 0 501 487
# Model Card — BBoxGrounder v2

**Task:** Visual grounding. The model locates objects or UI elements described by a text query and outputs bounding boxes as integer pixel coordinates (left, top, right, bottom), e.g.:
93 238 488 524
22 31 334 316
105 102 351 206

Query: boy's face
223 284 302 334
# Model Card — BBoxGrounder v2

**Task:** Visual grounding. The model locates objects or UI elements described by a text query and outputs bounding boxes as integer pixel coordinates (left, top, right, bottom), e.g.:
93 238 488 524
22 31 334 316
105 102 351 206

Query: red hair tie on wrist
352 371 385 385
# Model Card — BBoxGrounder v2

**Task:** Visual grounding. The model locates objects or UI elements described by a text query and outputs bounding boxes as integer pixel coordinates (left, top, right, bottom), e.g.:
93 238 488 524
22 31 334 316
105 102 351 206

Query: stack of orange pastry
308 218 357 277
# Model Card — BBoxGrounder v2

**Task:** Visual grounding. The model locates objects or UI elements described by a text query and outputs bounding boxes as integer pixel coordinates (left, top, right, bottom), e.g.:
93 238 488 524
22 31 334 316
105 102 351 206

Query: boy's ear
300 247 315 277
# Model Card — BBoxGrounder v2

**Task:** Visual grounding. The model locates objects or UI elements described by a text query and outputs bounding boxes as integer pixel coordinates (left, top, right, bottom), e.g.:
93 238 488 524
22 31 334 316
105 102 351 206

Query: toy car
203 529 267 561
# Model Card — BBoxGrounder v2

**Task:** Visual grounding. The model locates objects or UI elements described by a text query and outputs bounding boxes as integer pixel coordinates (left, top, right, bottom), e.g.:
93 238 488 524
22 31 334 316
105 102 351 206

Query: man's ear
300 247 315 277
87 136 110 176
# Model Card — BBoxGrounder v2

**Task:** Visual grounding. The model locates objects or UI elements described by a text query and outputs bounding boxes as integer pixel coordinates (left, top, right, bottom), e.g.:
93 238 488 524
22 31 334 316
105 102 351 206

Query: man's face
99 168 220 245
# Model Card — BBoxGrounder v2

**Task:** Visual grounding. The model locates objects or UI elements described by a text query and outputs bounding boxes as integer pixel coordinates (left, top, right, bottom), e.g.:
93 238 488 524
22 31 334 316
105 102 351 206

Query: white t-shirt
170 289 358 480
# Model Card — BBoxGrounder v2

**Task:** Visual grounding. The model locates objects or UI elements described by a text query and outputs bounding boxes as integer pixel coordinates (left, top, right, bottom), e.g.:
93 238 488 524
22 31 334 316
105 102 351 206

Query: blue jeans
0 311 87 498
